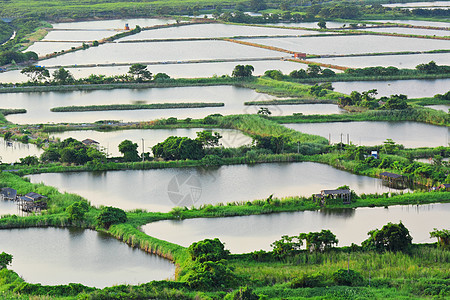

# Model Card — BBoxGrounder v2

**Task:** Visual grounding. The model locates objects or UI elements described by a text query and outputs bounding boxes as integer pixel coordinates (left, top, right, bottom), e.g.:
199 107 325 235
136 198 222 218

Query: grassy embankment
50 102 224 112
272 107 449 127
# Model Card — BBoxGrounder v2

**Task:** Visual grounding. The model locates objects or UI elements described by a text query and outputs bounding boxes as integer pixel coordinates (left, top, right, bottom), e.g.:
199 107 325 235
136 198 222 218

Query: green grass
273 107 449 127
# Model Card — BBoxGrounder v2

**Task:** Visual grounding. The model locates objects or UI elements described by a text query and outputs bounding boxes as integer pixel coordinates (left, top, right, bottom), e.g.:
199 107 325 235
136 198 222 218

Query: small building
0 188 17 201
321 189 352 204
294 52 307 59
371 150 378 159
82 138 100 148
18 192 47 212
314 189 351 205
379 172 407 188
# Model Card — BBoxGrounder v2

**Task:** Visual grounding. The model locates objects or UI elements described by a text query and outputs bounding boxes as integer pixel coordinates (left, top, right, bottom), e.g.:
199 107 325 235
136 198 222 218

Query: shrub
188 238 230 262
96 206 127 229
291 273 323 288
332 269 364 286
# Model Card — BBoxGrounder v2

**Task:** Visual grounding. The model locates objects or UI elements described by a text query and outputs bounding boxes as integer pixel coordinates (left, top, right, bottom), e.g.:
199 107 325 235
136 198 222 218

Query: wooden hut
18 192 47 212
320 189 351 204
379 172 406 188
0 188 17 201
82 138 100 148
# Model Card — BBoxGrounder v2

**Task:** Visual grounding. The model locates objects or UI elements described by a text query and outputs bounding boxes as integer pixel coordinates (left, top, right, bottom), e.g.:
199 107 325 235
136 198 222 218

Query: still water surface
332 78 450 98
285 122 449 148
3 86 343 124
27 162 405 212
142 203 450 253
239 35 450 55
0 227 174 287
0 138 43 163
310 52 450 68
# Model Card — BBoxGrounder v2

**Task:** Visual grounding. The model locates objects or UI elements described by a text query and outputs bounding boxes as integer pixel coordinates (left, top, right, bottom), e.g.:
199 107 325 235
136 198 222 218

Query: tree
21 66 50 82
416 61 439 74
188 238 230 262
307 64 322 77
19 155 39 165
271 235 303 258
430 228 450 249
317 21 327 29
153 72 170 81
196 130 222 147
52 67 74 85
362 222 412 252
264 69 283 80
382 94 408 110
66 200 89 224
232 65 254 77
383 139 400 154
257 107 272 116
290 69 307 79
321 68 335 77
152 136 204 160
118 140 140 162
128 63 152 82
0 252 12 270
300 230 338 253
96 206 127 228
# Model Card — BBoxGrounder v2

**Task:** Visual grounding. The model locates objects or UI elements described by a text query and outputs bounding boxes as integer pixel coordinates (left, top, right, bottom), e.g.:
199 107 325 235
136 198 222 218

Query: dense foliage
96 206 127 228
362 222 413 252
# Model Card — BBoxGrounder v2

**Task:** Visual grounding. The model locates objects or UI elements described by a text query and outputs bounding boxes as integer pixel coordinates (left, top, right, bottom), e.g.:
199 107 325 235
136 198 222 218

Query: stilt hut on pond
0 188 17 201
379 172 407 188
18 192 47 212
314 189 351 205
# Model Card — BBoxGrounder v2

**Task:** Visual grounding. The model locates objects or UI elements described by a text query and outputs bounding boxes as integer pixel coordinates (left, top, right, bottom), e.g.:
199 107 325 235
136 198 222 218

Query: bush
188 238 230 262
362 222 413 252
96 206 127 229
183 260 237 290
291 273 323 288
332 269 364 286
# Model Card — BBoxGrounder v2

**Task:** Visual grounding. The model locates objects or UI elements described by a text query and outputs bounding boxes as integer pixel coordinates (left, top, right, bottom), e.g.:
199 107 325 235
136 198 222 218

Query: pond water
357 27 450 37
142 203 450 253
265 21 352 29
119 23 319 41
285 121 449 148
27 162 405 212
239 35 450 55
26 42 82 56
3 86 343 124
42 30 118 42
0 199 19 216
425 105 450 112
38 40 285 67
332 78 450 98
0 227 174 287
383 1 450 8
51 128 253 157
368 20 450 28
0 138 43 163
51 18 176 30
0 60 308 83
309 52 450 68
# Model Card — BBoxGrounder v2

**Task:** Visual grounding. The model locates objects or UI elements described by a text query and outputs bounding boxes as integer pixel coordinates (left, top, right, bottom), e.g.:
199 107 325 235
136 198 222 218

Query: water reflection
142 203 450 253
0 227 175 288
